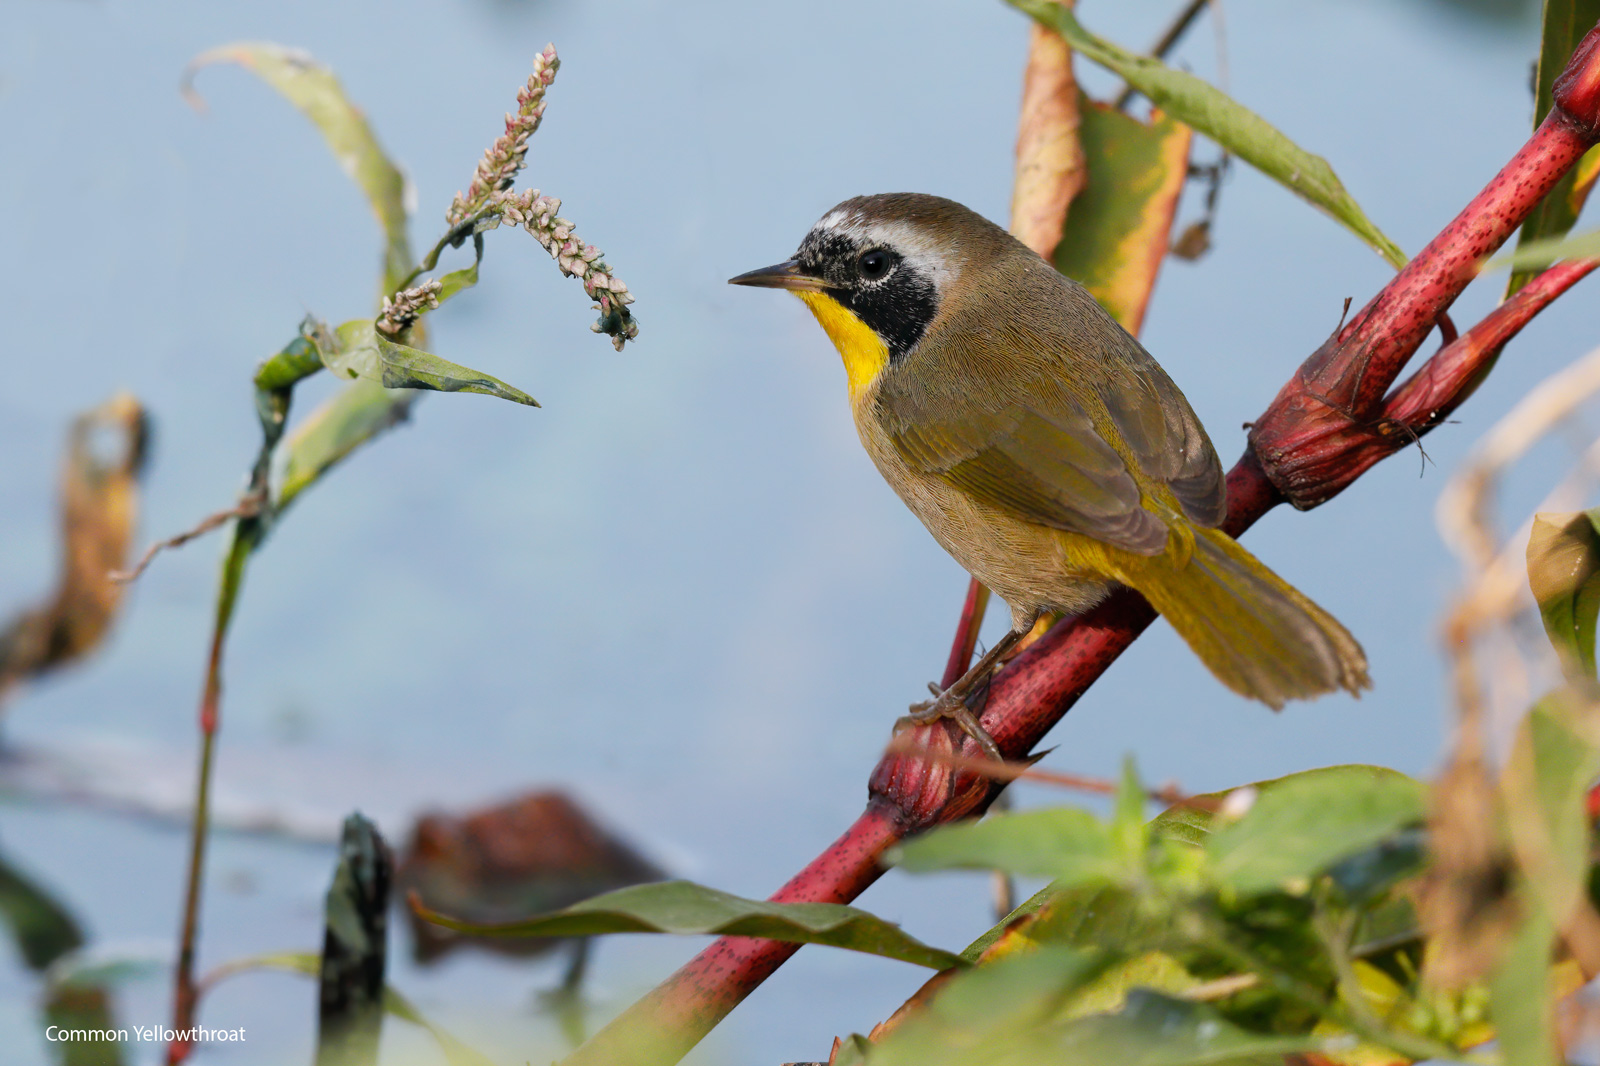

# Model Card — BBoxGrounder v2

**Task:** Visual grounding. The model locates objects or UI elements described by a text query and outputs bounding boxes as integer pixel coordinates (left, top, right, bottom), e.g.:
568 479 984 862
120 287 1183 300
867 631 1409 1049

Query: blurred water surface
0 0 1594 1062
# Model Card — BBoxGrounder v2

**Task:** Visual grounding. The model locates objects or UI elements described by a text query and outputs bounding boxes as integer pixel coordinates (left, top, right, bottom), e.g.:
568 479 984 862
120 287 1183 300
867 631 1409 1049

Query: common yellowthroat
731 193 1368 755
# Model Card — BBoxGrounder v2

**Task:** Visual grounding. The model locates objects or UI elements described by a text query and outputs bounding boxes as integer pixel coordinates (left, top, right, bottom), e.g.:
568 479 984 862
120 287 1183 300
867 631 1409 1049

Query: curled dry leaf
0 393 149 704
1011 4 1087 262
183 42 413 294
396 791 663 963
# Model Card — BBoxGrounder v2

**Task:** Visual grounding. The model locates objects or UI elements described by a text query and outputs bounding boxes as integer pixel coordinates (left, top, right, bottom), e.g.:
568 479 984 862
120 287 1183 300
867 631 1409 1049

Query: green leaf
1111 757 1149 869
411 880 963 971
1507 693 1600 933
1507 0 1600 296
868 956 1319 1066
1488 906 1559 1066
1489 227 1600 272
0 851 83 972
1006 0 1407 269
864 947 1113 1066
1046 990 1320 1066
315 319 537 406
1487 691 1600 1066
890 809 1117 885
958 882 1065 962
1526 510 1600 680
277 380 415 510
1147 799 1217 847
1053 95 1192 335
183 43 414 294
832 1034 873 1066
1206 767 1426 895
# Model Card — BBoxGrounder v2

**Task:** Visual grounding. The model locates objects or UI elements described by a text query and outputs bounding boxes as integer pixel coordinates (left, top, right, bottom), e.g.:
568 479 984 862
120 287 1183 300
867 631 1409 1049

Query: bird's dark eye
857 249 892 281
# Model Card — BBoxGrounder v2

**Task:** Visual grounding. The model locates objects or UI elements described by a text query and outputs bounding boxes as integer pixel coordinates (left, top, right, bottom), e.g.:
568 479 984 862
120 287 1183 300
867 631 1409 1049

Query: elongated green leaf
1488 906 1559 1066
412 880 963 971
1110 757 1149 866
1527 510 1600 679
1007 0 1406 269
1206 767 1425 895
0 851 83 971
277 380 414 509
1146 799 1217 847
317 320 537 406
1486 692 1600 1066
866 947 1111 1066
1508 0 1600 296
1054 96 1191 335
183 42 414 294
1490 227 1600 272
373 332 536 403
1507 694 1600 938
890 809 1116 885
869 960 1320 1066
202 951 494 1066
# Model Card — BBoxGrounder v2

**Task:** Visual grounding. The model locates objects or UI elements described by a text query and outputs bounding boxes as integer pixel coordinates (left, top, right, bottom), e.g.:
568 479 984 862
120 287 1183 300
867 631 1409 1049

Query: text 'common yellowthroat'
732 194 1369 754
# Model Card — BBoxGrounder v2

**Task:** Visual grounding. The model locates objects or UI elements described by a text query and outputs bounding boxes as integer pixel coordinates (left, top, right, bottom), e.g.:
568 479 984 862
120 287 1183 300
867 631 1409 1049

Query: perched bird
731 193 1368 755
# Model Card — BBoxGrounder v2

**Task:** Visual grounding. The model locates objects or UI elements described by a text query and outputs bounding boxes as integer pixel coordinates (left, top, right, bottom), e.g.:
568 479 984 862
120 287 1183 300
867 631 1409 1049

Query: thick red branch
561 23 1600 1066
1249 24 1600 510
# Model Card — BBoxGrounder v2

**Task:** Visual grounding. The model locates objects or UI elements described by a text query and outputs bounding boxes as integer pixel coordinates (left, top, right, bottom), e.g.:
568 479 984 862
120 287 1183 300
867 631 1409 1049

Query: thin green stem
164 347 284 1062
396 213 495 295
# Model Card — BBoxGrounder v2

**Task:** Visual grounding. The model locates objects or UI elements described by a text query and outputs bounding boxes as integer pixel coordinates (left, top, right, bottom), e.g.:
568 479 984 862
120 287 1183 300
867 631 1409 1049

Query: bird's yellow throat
795 291 889 403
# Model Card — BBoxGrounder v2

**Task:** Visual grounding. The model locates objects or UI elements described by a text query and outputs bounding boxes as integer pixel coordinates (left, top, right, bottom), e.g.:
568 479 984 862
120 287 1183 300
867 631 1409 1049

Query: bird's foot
901 681 1001 761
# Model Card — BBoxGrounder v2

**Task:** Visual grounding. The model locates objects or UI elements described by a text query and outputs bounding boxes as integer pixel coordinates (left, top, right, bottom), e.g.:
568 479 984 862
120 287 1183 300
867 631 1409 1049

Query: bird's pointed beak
727 260 828 292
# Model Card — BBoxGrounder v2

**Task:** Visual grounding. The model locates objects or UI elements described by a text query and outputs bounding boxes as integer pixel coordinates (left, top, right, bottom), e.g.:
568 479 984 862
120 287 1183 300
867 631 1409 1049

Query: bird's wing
884 374 1172 554
878 270 1225 554
1093 356 1227 530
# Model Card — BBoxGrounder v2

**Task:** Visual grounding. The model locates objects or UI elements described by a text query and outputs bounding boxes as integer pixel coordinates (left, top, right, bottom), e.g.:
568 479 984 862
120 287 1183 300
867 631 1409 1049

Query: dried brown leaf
1412 748 1518 989
0 393 148 703
396 790 663 963
1011 6 1087 261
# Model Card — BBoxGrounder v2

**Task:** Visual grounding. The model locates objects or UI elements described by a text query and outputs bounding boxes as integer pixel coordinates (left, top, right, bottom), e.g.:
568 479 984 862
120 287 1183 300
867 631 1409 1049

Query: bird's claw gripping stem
901 683 1002 761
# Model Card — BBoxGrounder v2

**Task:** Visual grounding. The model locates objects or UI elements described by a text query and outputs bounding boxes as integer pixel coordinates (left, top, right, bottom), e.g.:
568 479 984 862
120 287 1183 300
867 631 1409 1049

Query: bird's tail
1125 527 1370 708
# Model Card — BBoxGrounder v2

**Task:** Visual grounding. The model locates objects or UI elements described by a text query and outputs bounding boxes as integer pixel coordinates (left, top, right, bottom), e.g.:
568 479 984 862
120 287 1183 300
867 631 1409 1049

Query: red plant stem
167 626 225 1065
1249 29 1600 509
1303 257 1600 497
1386 257 1600 426
940 579 991 688
167 529 253 1065
562 24 1600 1066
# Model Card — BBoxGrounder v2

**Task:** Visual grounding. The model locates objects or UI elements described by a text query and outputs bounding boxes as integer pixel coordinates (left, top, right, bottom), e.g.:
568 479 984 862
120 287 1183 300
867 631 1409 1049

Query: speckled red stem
1249 24 1600 509
560 25 1600 1066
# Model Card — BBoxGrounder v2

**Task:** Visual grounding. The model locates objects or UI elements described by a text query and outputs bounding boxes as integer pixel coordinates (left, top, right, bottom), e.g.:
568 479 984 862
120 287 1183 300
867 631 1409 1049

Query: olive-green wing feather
878 258 1225 552
1094 361 1226 529
885 381 1171 555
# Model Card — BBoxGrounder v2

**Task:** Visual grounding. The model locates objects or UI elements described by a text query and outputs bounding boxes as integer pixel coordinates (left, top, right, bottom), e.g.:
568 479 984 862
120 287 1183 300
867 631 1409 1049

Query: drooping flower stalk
492 189 638 350
446 44 559 227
